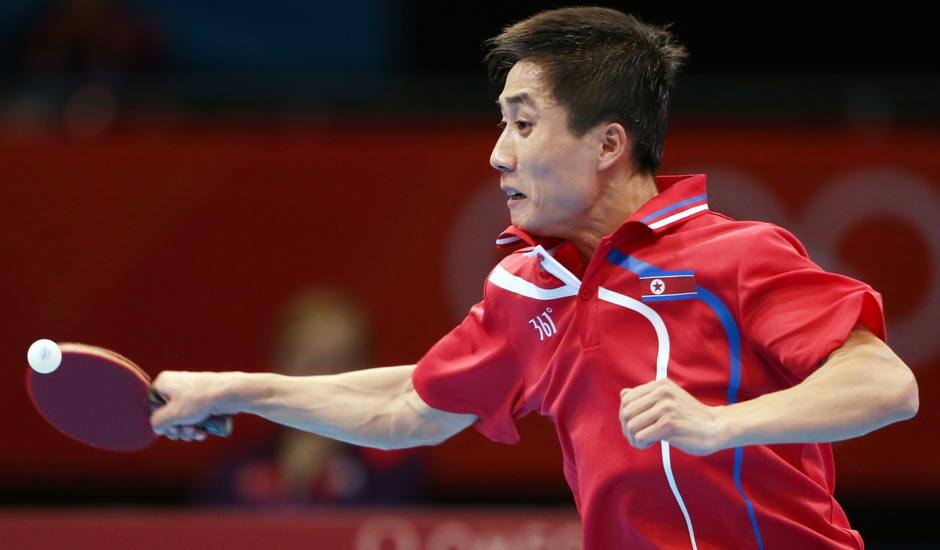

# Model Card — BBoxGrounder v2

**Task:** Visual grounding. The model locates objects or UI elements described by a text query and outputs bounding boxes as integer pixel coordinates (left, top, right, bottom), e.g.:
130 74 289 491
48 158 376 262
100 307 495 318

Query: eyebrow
496 93 537 109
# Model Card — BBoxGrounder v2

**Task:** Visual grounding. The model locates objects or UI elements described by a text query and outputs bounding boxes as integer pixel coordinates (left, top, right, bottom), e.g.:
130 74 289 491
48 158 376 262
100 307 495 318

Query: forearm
221 365 445 450
720 340 919 449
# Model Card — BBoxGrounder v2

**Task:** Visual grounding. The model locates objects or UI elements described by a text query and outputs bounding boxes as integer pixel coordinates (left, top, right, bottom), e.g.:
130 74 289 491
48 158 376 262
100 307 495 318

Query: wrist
715 404 741 451
214 371 264 415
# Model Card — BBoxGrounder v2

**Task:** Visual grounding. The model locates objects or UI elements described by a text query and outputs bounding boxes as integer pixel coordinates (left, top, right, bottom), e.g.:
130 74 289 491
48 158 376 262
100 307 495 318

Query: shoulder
690 213 809 258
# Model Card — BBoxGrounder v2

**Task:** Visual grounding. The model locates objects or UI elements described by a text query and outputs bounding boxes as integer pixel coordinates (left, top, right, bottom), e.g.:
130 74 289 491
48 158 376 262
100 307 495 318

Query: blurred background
0 1 937 548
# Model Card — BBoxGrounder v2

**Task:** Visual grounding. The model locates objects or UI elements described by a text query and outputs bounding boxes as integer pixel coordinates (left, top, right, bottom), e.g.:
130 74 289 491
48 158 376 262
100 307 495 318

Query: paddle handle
148 391 233 437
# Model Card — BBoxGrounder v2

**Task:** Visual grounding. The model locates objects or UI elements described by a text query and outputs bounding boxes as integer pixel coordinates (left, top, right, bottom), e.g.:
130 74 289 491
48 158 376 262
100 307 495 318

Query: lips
502 186 527 200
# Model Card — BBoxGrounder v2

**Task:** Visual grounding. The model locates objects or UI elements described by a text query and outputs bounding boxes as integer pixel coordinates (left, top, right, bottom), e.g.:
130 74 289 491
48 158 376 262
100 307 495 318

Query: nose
489 131 515 173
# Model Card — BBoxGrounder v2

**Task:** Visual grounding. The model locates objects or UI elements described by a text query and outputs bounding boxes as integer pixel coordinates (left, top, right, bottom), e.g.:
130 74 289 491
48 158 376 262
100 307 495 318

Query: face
490 60 603 238
278 314 363 377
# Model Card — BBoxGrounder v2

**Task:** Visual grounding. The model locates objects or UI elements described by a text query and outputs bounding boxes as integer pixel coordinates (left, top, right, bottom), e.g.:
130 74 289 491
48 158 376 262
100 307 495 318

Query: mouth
503 186 527 201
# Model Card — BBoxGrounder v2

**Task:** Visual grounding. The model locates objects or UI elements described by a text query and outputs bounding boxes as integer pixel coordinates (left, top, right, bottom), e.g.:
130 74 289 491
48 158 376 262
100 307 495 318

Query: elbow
902 373 919 419
864 342 919 422
421 431 453 447
370 439 398 451
373 434 446 451
893 366 919 421
393 427 452 449
370 436 431 451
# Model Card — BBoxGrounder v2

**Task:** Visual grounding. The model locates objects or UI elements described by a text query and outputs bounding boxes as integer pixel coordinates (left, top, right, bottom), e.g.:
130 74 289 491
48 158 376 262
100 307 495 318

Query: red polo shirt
413 174 884 549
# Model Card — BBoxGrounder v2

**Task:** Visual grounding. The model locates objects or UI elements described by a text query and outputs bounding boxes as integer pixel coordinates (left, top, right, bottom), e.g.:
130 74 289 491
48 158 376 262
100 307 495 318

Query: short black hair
484 7 688 174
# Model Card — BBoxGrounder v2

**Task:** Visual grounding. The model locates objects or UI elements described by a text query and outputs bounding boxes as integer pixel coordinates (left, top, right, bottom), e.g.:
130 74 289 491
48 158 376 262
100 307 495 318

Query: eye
496 119 531 133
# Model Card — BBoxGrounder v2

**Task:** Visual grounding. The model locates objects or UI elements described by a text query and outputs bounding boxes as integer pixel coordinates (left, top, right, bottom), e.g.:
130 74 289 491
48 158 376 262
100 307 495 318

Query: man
151 7 919 549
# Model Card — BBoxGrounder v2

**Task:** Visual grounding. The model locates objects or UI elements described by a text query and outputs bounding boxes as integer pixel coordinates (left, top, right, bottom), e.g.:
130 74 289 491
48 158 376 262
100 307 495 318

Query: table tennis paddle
26 342 232 452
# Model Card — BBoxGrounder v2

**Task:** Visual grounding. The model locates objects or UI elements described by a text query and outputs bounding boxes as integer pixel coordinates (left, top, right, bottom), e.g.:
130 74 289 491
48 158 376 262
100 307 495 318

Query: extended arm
151 364 477 450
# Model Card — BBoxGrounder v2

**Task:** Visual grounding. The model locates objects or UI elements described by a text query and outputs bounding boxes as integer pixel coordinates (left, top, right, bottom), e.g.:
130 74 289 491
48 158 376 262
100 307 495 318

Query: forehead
498 60 556 110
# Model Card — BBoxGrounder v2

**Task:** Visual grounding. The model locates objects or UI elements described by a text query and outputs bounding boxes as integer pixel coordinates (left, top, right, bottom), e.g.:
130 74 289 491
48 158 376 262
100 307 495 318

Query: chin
520 217 574 241
512 218 548 238
510 214 535 233
511 208 562 238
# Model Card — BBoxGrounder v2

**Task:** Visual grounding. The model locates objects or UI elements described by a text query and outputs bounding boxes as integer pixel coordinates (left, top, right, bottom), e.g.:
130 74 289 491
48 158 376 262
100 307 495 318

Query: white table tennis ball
28 339 62 374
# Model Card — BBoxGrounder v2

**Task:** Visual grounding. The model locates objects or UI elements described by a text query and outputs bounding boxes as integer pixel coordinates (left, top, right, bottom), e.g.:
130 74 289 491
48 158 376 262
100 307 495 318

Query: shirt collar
495 173 710 249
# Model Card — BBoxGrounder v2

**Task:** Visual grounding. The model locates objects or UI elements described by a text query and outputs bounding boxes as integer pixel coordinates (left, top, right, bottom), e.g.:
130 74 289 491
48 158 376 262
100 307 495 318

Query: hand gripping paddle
26 342 232 452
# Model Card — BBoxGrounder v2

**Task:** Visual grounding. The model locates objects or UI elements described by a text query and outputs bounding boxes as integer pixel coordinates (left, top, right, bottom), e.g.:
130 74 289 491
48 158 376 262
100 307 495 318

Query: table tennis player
151 7 919 549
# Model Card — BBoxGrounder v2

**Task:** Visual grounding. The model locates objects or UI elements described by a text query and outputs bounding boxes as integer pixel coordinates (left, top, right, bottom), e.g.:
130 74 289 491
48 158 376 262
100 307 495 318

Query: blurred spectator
198 288 428 508
2 0 167 136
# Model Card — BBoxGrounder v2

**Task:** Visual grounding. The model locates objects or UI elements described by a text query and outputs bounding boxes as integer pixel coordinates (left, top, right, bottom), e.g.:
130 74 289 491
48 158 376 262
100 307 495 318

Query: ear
597 122 630 171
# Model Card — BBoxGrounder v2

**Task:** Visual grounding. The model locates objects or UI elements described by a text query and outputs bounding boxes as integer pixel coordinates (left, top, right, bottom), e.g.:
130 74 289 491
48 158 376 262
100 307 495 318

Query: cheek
521 134 595 212
539 158 594 209
560 143 599 197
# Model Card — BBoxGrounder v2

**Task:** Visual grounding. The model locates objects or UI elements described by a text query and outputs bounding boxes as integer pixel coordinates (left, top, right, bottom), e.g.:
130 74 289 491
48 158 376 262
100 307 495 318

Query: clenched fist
150 371 235 442
619 378 729 456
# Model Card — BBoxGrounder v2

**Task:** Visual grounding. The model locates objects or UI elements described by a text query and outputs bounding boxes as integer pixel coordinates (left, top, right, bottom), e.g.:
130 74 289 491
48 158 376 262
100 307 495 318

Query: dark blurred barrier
0 508 581 549
1 122 937 508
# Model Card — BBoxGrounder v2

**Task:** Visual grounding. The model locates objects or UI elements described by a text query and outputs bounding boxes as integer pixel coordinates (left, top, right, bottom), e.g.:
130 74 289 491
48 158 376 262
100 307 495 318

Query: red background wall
1 122 937 500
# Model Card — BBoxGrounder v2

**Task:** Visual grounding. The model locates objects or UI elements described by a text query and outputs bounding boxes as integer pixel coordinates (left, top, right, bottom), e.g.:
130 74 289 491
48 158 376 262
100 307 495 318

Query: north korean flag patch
637 273 698 302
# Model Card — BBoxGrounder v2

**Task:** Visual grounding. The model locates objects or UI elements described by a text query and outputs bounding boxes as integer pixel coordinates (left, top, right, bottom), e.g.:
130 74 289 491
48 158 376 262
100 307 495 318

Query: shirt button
578 289 592 301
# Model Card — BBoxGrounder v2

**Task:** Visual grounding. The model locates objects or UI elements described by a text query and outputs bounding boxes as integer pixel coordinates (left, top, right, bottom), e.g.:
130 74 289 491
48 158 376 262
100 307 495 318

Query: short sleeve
737 226 886 383
412 295 526 444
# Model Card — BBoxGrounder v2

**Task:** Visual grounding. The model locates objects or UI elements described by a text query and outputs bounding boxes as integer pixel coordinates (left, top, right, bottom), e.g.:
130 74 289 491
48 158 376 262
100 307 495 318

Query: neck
568 170 657 262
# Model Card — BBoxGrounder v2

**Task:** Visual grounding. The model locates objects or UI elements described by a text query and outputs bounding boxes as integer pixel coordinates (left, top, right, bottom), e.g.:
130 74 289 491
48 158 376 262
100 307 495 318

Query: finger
622 402 658 447
621 414 634 446
164 426 180 441
623 380 676 415
182 426 207 442
620 379 659 404
152 400 210 433
181 426 196 441
634 415 671 449
620 391 659 425
623 421 638 448
626 402 666 444
151 404 180 434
